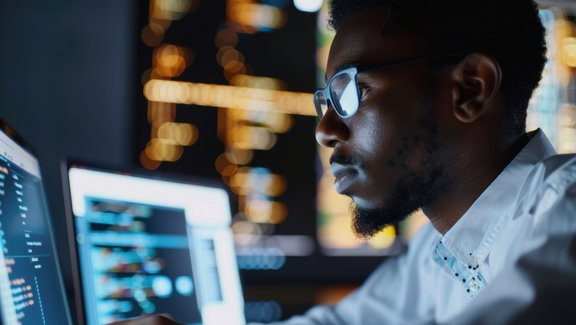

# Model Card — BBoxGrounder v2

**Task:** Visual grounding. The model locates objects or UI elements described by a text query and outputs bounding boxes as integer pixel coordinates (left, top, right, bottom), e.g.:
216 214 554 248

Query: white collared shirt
264 130 576 324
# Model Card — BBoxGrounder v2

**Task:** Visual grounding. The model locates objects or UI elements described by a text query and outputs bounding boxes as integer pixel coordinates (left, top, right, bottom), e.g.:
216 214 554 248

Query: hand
107 314 184 325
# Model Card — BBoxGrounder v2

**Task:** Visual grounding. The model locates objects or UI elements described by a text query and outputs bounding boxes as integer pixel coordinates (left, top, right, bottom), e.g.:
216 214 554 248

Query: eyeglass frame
314 53 464 119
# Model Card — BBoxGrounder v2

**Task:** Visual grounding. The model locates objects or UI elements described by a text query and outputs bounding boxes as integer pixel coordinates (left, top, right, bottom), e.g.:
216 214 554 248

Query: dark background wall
0 0 136 304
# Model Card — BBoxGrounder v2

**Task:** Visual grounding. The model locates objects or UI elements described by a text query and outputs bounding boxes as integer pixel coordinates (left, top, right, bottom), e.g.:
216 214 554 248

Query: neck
423 132 530 235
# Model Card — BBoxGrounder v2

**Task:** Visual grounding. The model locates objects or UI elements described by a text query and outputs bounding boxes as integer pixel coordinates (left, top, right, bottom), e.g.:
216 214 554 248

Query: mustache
329 151 363 167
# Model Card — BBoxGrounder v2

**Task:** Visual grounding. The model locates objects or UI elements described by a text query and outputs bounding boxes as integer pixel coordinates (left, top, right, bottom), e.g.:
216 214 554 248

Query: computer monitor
0 119 73 324
63 162 245 325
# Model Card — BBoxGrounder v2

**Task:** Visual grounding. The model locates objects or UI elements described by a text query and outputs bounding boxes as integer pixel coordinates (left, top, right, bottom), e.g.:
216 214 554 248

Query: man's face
316 8 452 237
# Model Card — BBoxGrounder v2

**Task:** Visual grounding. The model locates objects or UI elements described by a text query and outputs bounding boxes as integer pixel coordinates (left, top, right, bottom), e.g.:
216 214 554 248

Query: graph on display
75 198 202 325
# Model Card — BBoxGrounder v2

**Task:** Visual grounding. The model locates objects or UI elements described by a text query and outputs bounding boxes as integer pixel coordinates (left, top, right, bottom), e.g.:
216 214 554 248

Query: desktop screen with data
0 126 72 324
66 165 245 325
75 197 203 324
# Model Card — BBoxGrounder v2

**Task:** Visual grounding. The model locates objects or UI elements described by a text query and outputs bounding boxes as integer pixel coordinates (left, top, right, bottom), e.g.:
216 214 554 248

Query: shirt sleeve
250 223 439 325
446 161 576 325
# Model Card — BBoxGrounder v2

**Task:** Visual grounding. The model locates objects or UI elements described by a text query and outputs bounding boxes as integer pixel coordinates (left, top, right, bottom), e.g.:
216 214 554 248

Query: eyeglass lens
315 71 360 118
315 91 329 117
330 72 358 118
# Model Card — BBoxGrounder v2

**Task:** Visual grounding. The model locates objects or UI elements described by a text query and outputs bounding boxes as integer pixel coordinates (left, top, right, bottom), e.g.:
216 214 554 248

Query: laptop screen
0 122 72 324
65 164 245 325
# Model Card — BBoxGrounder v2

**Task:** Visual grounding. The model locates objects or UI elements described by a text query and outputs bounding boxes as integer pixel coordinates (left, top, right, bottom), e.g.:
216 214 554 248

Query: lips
331 163 359 193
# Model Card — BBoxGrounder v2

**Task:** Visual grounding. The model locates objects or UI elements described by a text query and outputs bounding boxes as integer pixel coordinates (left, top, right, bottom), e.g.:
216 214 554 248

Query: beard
351 165 443 238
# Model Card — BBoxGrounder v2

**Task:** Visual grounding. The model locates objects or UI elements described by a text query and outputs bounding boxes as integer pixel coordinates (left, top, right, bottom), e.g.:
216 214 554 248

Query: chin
350 201 410 238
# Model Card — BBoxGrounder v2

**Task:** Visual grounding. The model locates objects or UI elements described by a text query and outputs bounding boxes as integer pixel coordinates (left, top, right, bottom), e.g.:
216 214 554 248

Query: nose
315 102 350 148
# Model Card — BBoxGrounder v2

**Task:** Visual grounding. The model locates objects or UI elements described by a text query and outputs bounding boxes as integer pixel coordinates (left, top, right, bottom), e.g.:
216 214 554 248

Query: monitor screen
0 122 72 324
65 164 245 325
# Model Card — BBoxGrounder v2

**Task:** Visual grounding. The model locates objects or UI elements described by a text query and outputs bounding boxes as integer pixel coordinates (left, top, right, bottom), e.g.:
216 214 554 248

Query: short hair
328 0 547 137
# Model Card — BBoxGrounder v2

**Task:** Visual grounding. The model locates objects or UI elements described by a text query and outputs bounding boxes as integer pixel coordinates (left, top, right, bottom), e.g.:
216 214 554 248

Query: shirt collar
439 129 556 267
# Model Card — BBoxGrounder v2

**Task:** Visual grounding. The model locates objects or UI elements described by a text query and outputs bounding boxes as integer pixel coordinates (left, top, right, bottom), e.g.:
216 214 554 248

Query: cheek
353 97 434 170
350 108 399 167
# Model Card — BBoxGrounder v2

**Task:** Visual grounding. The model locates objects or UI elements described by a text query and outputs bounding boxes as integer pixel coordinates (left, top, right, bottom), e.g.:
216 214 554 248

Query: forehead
327 7 426 77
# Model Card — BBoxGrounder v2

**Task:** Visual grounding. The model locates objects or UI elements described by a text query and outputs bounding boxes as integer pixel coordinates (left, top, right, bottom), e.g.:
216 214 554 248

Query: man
112 0 576 324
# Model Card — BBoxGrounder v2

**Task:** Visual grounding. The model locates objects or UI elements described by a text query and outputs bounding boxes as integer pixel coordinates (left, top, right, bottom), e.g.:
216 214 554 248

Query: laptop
62 162 246 325
0 119 73 324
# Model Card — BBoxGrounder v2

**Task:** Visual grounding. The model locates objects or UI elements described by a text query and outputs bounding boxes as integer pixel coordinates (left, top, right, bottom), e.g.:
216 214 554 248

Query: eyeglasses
313 54 462 119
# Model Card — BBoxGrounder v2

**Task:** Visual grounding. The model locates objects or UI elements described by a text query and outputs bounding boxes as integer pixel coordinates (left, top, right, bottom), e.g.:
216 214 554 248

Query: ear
450 53 502 123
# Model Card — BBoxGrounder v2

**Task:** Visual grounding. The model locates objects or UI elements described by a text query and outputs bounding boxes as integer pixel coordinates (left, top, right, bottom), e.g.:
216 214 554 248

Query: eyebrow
324 61 361 83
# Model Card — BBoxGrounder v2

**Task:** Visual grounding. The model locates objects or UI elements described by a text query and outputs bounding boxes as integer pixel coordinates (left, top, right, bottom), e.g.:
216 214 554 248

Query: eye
358 83 370 99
